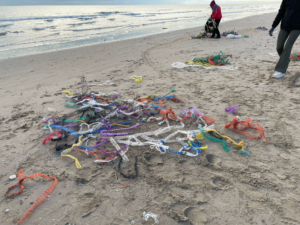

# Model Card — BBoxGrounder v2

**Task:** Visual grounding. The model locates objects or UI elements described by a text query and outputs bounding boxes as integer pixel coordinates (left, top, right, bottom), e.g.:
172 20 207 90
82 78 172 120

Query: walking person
269 0 300 78
210 0 222 39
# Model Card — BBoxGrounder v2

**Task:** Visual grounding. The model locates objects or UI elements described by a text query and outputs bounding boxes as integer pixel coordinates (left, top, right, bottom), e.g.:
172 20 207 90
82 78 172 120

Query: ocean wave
78 17 94 21
69 21 96 26
0 32 60 47
33 28 46 31
72 26 122 32
0 14 105 22
97 11 123 16
33 26 56 31
0 23 13 28
142 21 166 26
0 10 203 22
121 10 202 17
149 17 179 21
131 14 156 17
146 10 202 16
222 11 244 14
0 30 24 35
122 13 142 16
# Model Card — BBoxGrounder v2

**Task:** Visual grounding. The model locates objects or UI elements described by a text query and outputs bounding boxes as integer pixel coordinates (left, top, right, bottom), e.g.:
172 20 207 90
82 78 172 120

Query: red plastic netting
43 130 63 144
5 169 58 224
224 116 267 144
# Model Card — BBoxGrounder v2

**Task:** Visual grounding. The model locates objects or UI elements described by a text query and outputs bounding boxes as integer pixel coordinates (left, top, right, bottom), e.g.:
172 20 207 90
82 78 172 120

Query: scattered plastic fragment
143 211 159 224
9 175 16 180
164 87 175 96
62 90 74 96
129 75 142 82
112 93 122 99
5 209 9 212
225 106 240 114
269 52 278 57
227 34 242 39
239 150 250 154
48 108 57 113
88 80 114 86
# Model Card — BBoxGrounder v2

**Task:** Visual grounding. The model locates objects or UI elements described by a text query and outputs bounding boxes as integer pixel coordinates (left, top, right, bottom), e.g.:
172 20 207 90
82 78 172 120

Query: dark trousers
275 29 300 73
211 19 221 38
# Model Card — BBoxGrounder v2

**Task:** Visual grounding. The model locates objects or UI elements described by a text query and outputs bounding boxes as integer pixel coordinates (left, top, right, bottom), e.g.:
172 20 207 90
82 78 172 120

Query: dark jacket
272 0 300 30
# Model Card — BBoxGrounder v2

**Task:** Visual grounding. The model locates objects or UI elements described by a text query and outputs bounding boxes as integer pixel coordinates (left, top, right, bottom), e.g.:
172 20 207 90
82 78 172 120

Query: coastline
1 11 300 225
0 10 277 62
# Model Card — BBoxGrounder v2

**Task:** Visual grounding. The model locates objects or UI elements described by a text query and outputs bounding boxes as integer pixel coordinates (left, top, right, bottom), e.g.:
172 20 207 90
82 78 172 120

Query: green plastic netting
193 51 232 65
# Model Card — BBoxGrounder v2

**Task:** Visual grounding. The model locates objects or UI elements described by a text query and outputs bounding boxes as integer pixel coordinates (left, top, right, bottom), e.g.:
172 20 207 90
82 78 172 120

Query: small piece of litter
9 175 17 180
5 209 9 212
131 220 135 224
143 211 159 224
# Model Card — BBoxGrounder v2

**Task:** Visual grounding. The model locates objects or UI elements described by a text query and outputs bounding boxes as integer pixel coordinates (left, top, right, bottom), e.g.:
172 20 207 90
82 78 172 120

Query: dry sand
1 12 300 225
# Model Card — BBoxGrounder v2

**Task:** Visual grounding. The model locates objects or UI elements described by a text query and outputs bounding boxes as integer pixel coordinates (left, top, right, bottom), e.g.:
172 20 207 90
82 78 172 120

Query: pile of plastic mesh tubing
5 84 269 224
41 87 268 168
192 51 232 66
290 52 300 61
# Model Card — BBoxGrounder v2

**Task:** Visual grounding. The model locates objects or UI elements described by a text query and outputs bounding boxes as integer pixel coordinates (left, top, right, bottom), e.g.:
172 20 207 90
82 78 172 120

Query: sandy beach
1 11 300 225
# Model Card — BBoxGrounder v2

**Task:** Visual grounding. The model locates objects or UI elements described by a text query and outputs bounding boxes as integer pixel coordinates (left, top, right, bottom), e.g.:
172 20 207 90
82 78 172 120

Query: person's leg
210 28 216 38
276 29 290 56
215 19 221 38
275 30 300 73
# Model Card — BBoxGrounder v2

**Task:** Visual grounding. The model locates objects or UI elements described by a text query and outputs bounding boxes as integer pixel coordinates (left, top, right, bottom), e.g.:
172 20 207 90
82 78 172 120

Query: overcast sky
0 0 281 6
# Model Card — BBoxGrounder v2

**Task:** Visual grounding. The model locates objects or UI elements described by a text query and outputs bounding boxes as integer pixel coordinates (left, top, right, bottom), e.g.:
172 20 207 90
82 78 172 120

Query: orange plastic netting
5 169 58 224
224 116 267 144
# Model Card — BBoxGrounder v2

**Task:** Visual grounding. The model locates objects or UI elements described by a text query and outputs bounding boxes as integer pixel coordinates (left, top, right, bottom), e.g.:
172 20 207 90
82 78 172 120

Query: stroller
192 17 216 39
205 18 215 34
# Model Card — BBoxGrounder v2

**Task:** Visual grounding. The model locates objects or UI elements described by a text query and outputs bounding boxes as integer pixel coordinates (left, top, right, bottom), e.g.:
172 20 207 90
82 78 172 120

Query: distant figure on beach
269 0 300 78
210 0 222 39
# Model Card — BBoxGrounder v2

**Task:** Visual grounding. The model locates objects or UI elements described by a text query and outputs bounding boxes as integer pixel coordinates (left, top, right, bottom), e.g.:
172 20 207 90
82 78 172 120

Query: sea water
0 4 279 60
